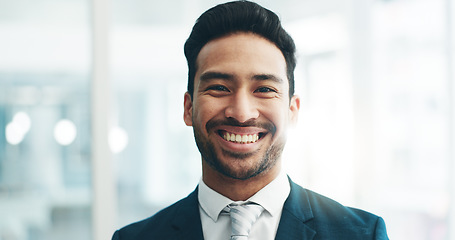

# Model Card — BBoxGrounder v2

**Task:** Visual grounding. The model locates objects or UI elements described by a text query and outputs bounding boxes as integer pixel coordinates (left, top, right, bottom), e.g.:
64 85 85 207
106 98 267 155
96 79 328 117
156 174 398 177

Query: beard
193 117 285 180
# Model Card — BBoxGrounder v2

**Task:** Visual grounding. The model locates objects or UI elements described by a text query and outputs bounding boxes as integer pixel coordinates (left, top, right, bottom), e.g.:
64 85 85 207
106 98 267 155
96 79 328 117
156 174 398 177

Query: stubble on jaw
193 119 285 180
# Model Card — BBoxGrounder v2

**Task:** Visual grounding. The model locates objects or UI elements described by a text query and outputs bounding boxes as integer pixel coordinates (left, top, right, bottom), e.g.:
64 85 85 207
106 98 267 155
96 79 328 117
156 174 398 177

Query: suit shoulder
113 190 199 240
288 183 388 239
113 200 181 239
304 188 379 224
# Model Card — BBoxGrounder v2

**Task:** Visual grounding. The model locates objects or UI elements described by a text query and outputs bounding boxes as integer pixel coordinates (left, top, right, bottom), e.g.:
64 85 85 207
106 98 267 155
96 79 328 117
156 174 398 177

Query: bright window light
5 111 32 145
13 111 31 133
109 127 128 154
6 122 25 145
54 119 77 146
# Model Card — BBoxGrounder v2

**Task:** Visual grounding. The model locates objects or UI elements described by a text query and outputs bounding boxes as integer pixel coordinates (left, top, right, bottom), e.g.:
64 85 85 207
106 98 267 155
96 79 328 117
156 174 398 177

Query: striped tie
224 203 264 240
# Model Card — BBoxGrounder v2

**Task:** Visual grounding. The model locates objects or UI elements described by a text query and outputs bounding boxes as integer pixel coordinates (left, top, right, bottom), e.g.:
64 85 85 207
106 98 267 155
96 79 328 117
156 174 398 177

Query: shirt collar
198 179 234 222
248 171 290 217
198 171 290 222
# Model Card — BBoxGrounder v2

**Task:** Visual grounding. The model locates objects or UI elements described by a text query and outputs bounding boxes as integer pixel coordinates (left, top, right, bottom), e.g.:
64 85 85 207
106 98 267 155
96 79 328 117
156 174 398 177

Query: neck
202 161 281 201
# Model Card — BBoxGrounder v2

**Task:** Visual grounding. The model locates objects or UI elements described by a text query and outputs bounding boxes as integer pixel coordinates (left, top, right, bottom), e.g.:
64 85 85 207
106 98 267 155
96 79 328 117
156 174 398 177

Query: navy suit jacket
112 178 388 239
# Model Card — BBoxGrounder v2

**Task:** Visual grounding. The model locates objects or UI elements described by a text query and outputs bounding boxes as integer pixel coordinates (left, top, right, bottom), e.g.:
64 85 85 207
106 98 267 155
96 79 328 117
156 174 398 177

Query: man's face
184 33 300 180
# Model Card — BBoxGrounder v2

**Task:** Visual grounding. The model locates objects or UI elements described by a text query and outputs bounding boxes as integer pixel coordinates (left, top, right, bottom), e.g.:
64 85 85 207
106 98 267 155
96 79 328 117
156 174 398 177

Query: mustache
206 118 275 133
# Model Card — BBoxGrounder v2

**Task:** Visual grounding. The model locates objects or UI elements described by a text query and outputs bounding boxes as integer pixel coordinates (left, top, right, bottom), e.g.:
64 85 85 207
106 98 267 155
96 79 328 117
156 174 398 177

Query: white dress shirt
198 171 291 240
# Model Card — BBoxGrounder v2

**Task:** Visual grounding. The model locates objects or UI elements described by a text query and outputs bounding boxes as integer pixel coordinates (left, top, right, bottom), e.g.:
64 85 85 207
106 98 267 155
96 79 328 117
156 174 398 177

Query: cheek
260 102 290 130
193 99 224 126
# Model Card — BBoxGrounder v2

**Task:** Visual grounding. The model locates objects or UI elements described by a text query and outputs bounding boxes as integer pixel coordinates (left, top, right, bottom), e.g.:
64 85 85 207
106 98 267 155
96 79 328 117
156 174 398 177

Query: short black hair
184 0 296 99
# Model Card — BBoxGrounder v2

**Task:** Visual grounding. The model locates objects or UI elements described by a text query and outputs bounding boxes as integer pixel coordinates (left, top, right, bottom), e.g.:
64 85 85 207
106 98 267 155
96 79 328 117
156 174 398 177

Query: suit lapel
275 178 316 240
140 179 316 240
170 188 204 239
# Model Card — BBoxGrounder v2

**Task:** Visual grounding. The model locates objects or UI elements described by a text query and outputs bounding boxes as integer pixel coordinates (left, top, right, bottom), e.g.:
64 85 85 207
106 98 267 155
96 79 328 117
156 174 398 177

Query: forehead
195 33 288 85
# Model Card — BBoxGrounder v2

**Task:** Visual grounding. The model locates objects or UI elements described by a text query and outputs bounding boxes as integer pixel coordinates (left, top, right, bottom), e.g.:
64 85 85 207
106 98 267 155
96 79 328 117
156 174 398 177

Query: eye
207 85 229 92
204 85 231 97
255 87 277 93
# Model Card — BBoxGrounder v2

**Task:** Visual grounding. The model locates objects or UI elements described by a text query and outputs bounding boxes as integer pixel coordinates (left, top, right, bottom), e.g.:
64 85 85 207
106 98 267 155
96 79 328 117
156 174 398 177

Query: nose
224 91 259 123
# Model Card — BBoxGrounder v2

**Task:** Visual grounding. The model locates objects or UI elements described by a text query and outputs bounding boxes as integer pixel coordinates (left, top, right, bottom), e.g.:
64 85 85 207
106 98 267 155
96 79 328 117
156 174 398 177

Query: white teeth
223 132 260 144
242 135 248 143
230 133 235 141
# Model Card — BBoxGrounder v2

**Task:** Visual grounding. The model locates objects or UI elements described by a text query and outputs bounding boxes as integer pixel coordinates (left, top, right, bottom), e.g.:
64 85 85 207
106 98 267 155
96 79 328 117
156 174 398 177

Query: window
0 0 92 239
1 0 453 239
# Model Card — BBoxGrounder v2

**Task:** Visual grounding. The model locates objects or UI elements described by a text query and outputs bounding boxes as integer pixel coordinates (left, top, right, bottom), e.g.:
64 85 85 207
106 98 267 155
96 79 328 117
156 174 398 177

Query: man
112 1 389 239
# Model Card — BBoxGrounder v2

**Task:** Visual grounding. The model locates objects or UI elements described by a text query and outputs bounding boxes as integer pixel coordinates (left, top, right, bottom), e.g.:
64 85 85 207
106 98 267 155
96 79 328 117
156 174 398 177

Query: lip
217 126 266 135
214 126 268 152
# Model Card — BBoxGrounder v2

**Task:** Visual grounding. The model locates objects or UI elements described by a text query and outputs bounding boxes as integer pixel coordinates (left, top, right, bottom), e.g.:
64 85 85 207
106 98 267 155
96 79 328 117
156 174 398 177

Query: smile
219 130 263 144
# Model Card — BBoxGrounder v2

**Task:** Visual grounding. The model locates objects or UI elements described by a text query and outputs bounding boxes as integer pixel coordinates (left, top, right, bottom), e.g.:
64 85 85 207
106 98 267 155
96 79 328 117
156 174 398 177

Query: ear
289 95 300 125
183 92 193 126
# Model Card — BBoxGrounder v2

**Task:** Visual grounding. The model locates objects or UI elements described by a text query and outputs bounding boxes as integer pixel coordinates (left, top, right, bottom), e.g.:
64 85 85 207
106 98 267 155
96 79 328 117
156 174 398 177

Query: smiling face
184 33 300 182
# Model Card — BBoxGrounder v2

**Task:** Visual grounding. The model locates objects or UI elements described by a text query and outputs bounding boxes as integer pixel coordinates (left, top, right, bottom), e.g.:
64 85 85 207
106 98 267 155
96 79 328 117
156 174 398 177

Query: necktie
224 203 264 240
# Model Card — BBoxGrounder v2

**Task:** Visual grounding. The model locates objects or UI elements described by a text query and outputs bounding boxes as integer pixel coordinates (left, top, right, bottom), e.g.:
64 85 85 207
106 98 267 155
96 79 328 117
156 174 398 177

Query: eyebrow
199 71 234 82
199 71 284 84
252 74 284 84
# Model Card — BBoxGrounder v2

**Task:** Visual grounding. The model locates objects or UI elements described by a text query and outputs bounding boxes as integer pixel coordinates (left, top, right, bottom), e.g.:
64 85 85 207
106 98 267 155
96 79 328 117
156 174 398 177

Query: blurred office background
1 0 454 239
